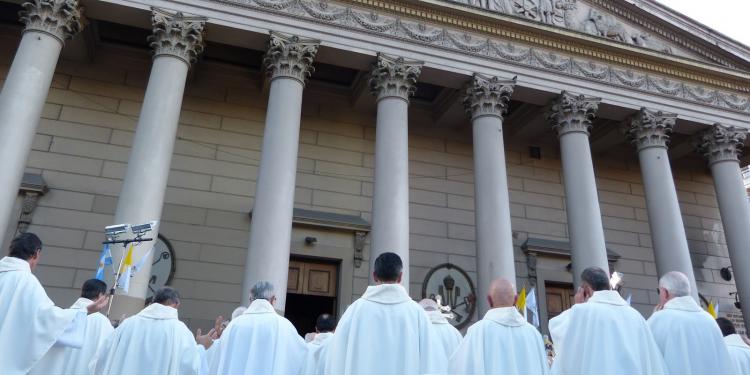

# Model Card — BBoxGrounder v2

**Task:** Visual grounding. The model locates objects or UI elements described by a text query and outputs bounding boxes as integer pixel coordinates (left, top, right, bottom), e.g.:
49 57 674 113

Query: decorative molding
698 124 748 166
215 0 750 115
368 53 423 101
15 173 48 236
625 108 677 151
263 31 320 84
149 8 206 66
548 91 600 137
354 231 366 268
463 73 516 120
19 0 82 43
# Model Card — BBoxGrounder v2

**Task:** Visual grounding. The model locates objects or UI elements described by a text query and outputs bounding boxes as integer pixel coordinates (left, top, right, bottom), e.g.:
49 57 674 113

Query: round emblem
422 263 476 330
145 235 176 303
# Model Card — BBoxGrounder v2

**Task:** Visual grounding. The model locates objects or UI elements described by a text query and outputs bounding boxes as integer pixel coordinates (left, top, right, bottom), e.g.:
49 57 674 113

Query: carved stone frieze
572 59 609 80
149 8 206 66
263 31 320 83
463 74 516 120
399 21 443 43
368 53 423 101
548 91 600 137
625 108 677 151
19 0 82 43
698 124 748 165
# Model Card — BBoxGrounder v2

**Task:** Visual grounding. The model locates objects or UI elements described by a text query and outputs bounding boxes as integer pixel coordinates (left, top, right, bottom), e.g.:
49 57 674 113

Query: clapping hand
86 295 109 315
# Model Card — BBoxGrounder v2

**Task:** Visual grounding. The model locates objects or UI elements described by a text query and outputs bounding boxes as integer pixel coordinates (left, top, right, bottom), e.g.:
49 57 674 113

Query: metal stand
103 237 153 318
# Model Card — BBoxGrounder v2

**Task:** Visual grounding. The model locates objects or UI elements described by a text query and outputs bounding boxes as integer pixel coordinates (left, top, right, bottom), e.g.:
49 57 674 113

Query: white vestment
324 283 446 375
210 298 307 375
303 331 333 375
449 307 549 375
549 290 668 375
29 297 114 375
725 334 750 373
647 296 736 375
0 256 86 375
92 303 206 375
427 310 462 358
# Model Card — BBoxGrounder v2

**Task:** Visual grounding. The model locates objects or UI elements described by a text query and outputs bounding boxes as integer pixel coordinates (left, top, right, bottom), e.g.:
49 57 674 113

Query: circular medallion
422 263 476 330
145 235 176 303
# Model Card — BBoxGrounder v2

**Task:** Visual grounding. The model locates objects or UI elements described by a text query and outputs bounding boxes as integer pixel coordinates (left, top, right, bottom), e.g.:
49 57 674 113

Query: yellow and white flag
117 244 135 293
516 286 527 318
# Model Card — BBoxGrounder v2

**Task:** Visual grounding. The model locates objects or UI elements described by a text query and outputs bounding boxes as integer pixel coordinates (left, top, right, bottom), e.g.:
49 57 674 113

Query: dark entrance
284 257 339 336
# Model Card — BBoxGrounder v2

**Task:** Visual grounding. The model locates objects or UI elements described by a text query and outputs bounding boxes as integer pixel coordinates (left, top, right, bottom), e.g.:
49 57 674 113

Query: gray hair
231 306 247 320
659 271 691 297
249 281 275 301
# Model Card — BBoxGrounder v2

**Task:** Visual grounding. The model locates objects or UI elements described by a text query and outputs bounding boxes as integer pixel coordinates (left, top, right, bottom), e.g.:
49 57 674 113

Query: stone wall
0 33 739 330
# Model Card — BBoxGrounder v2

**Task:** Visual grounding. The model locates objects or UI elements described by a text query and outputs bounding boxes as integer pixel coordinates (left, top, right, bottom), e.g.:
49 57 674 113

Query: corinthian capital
263 32 320 84
369 53 423 102
697 123 748 165
463 74 516 121
20 0 82 44
548 91 601 137
149 8 206 66
625 108 677 151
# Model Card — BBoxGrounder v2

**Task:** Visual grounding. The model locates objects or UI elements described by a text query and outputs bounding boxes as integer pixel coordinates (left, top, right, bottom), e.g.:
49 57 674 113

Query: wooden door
545 282 575 320
288 260 337 297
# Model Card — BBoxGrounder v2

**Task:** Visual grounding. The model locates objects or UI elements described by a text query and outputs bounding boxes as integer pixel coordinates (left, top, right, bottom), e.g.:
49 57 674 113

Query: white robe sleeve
53 311 87 348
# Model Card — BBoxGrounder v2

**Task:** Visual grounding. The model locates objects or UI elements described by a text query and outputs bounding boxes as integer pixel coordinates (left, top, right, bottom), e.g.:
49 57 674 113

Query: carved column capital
20 0 82 44
369 53 423 102
625 108 677 151
548 91 601 137
263 32 320 84
463 74 516 121
698 123 748 165
149 8 206 66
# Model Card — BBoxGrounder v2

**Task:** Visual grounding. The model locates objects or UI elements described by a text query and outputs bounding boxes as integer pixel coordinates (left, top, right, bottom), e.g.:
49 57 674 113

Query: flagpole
106 243 129 318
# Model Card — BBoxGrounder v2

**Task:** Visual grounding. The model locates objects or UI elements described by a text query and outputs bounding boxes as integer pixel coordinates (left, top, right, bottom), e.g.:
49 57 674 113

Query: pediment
443 0 750 69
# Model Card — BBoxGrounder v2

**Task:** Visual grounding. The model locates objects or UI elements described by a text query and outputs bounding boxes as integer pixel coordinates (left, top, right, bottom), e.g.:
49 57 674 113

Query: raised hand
212 315 225 339
87 295 110 315
195 328 216 349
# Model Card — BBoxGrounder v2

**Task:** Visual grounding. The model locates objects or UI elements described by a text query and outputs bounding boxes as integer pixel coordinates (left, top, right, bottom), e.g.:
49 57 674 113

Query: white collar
138 303 179 320
663 296 702 312
427 310 450 324
70 297 93 310
245 299 277 314
588 290 627 306
361 284 412 305
0 256 31 273
311 332 334 345
725 334 750 349
483 306 527 327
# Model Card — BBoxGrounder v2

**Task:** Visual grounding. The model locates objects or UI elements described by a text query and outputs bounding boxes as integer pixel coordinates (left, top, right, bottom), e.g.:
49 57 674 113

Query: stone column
368 54 423 288
625 108 698 301
110 9 205 318
0 0 81 247
464 74 517 315
698 124 750 329
242 33 319 311
548 91 609 286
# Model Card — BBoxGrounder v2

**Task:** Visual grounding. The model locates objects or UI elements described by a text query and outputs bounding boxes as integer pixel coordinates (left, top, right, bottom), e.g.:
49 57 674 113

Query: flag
95 243 112 281
526 288 540 327
131 246 153 275
116 244 135 293
626 293 632 306
516 286 527 318
707 301 718 319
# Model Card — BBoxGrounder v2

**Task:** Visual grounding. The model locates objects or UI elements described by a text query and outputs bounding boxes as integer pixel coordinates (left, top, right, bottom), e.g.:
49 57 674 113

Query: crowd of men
2 232 750 374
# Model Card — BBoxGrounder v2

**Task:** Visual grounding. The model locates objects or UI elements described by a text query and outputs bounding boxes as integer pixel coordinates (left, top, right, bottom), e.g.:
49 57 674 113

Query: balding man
647 272 735 375
449 278 548 375
550 267 667 375
717 317 750 373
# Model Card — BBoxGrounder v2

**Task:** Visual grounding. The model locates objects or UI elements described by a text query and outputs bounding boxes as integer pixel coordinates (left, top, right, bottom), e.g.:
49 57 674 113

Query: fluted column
110 9 205 318
242 33 319 311
368 54 423 288
548 92 609 286
0 0 81 247
464 74 517 315
698 124 750 329
625 109 698 301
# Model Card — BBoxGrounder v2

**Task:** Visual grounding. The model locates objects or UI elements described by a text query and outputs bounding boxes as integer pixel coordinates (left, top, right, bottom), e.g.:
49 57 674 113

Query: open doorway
285 257 339 336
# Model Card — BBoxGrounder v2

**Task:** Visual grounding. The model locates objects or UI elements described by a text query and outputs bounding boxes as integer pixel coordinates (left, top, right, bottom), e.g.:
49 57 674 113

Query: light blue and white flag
95 243 113 281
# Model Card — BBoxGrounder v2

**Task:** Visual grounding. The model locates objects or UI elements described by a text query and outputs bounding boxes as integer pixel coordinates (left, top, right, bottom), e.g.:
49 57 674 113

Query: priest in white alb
647 271 736 374
324 252 446 375
205 306 245 373
419 298 462 358
208 281 308 375
449 277 549 375
0 233 108 375
717 317 750 373
29 278 114 375
549 267 668 375
92 287 214 375
303 313 336 375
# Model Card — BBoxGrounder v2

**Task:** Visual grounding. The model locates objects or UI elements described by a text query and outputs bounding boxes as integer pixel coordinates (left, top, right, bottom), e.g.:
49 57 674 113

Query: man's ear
487 295 493 309
372 272 378 283
31 249 41 260
513 293 519 306
396 272 403 284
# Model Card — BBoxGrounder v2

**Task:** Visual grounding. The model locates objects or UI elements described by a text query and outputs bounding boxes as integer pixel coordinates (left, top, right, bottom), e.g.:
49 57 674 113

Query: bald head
488 278 517 308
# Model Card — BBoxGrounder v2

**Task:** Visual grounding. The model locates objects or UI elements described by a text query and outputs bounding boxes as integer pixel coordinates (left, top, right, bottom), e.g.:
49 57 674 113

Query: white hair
659 271 691 297
231 306 247 320
419 298 439 311
249 281 275 301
